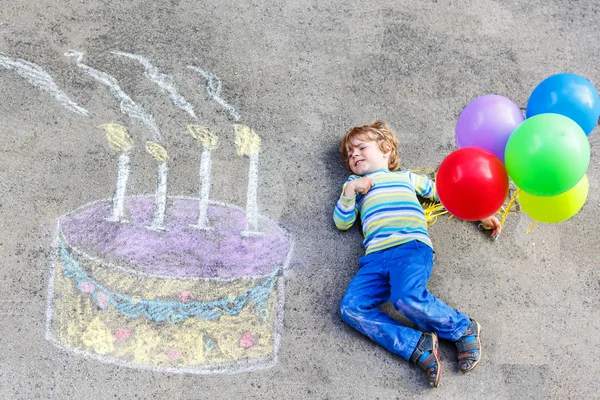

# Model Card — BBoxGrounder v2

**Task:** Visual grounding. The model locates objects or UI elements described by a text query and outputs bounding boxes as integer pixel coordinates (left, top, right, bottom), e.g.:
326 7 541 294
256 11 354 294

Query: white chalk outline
187 66 241 121
0 53 89 116
111 52 198 120
107 152 131 222
147 163 168 231
192 147 213 230
241 152 262 237
65 50 161 142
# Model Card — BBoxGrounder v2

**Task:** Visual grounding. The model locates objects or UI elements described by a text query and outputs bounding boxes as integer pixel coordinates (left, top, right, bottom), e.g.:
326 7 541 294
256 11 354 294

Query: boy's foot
410 332 441 388
455 319 481 373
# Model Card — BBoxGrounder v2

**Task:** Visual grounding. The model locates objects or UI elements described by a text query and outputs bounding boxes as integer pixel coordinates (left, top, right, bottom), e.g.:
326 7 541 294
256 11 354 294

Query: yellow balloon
518 175 589 223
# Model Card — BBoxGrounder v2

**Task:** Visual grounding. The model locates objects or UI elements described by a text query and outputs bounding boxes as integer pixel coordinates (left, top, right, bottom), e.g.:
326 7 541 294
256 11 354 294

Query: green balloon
505 113 590 196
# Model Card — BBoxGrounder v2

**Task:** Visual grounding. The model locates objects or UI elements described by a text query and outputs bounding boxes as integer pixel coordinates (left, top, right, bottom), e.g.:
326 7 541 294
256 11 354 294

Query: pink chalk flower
167 348 181 361
240 332 258 349
115 328 131 341
95 292 110 309
179 291 194 302
78 281 96 294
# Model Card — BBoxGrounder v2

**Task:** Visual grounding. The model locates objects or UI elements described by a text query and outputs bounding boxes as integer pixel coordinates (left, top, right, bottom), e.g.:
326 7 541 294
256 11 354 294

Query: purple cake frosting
59 197 291 279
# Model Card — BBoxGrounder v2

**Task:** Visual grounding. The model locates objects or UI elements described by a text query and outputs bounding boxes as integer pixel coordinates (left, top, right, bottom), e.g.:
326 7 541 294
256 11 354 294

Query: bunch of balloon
436 94 521 221
505 73 599 223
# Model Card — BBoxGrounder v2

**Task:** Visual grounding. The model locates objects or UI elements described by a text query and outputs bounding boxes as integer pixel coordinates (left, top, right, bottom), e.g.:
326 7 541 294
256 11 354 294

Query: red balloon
436 147 509 221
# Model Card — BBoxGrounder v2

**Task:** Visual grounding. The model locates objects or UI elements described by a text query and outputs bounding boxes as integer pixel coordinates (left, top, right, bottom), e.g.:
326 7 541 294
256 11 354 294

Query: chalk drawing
234 124 263 237
111 51 197 120
0 53 88 116
65 50 169 230
48 196 292 374
36 52 294 374
188 66 241 121
101 124 133 222
65 50 161 142
145 141 169 231
187 125 219 230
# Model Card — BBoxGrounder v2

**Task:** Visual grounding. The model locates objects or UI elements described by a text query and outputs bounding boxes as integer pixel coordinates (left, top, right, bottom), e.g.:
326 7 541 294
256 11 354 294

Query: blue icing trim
59 243 279 323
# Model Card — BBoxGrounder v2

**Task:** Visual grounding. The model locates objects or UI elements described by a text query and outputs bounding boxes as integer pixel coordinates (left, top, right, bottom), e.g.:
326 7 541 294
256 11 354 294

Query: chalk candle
145 141 169 231
101 124 133 222
187 125 219 230
234 124 263 237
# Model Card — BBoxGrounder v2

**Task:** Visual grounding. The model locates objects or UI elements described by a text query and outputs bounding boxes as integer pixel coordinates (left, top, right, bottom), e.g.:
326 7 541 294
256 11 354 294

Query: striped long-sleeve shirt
333 169 438 254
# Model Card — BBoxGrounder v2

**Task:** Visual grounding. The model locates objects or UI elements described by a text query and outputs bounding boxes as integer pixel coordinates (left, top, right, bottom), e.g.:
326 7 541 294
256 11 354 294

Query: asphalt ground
0 0 599 399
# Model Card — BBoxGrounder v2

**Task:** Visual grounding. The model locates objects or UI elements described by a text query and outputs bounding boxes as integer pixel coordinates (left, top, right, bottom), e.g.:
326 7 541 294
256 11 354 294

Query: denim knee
393 289 426 316
340 295 360 325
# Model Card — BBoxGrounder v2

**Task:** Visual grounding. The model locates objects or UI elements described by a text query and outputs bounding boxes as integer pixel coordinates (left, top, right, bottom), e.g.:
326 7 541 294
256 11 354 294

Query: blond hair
339 121 400 171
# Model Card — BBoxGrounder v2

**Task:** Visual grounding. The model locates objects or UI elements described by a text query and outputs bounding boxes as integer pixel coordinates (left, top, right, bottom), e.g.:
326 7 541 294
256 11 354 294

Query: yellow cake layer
50 260 281 369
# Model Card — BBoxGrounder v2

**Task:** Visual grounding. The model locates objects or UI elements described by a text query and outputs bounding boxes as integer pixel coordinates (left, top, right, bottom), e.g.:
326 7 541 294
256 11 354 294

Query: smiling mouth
355 160 363 167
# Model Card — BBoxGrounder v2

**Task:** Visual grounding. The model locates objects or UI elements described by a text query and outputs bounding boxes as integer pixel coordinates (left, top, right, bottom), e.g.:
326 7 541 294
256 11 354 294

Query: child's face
346 137 390 175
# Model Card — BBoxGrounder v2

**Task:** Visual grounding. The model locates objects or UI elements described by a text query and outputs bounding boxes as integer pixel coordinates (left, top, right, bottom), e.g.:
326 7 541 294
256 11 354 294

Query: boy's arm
333 177 373 230
333 188 358 230
333 177 372 230
409 172 439 202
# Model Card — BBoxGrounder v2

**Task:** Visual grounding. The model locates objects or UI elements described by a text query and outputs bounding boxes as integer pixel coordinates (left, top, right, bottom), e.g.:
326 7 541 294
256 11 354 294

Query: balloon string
410 168 451 226
498 187 521 227
422 200 451 226
410 168 437 176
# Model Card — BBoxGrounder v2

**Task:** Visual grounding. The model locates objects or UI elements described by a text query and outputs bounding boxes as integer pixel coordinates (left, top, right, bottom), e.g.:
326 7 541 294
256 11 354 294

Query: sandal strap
458 351 479 360
410 348 424 364
456 340 479 352
410 339 432 364
416 353 438 369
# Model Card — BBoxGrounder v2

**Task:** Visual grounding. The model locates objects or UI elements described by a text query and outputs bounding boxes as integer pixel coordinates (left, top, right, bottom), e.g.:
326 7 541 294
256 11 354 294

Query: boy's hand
344 177 374 197
480 215 502 240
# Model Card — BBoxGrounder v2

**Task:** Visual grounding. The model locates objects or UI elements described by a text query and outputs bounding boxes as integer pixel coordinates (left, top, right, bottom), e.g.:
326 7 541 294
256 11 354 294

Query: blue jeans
340 240 470 360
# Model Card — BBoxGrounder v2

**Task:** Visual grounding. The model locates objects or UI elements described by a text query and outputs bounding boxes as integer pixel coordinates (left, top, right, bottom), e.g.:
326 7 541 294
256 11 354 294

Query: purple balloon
455 95 525 163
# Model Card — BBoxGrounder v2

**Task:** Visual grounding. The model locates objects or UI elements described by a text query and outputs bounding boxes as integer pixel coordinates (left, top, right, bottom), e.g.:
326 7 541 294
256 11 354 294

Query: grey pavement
1 0 599 399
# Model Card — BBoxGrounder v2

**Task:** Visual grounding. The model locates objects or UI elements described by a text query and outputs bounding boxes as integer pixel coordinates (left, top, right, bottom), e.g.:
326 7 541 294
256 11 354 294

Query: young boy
334 121 501 388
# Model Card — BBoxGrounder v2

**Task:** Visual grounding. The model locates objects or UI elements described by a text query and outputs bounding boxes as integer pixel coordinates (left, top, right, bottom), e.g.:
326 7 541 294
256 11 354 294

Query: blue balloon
526 73 600 136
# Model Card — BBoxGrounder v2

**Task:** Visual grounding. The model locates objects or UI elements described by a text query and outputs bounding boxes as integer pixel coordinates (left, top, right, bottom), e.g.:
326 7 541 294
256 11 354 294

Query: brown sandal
410 332 442 387
456 319 481 372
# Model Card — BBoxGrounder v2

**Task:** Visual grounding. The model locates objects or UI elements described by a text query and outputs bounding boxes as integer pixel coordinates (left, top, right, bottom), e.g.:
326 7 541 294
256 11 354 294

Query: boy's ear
383 144 392 157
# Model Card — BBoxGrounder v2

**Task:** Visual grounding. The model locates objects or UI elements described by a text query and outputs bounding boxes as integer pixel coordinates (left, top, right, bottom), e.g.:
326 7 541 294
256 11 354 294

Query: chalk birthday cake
48 195 292 373
39 53 294 373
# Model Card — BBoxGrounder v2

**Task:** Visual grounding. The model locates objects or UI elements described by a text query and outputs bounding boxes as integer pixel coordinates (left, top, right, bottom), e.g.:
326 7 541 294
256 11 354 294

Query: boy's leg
339 250 422 361
387 240 470 342
387 241 482 372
